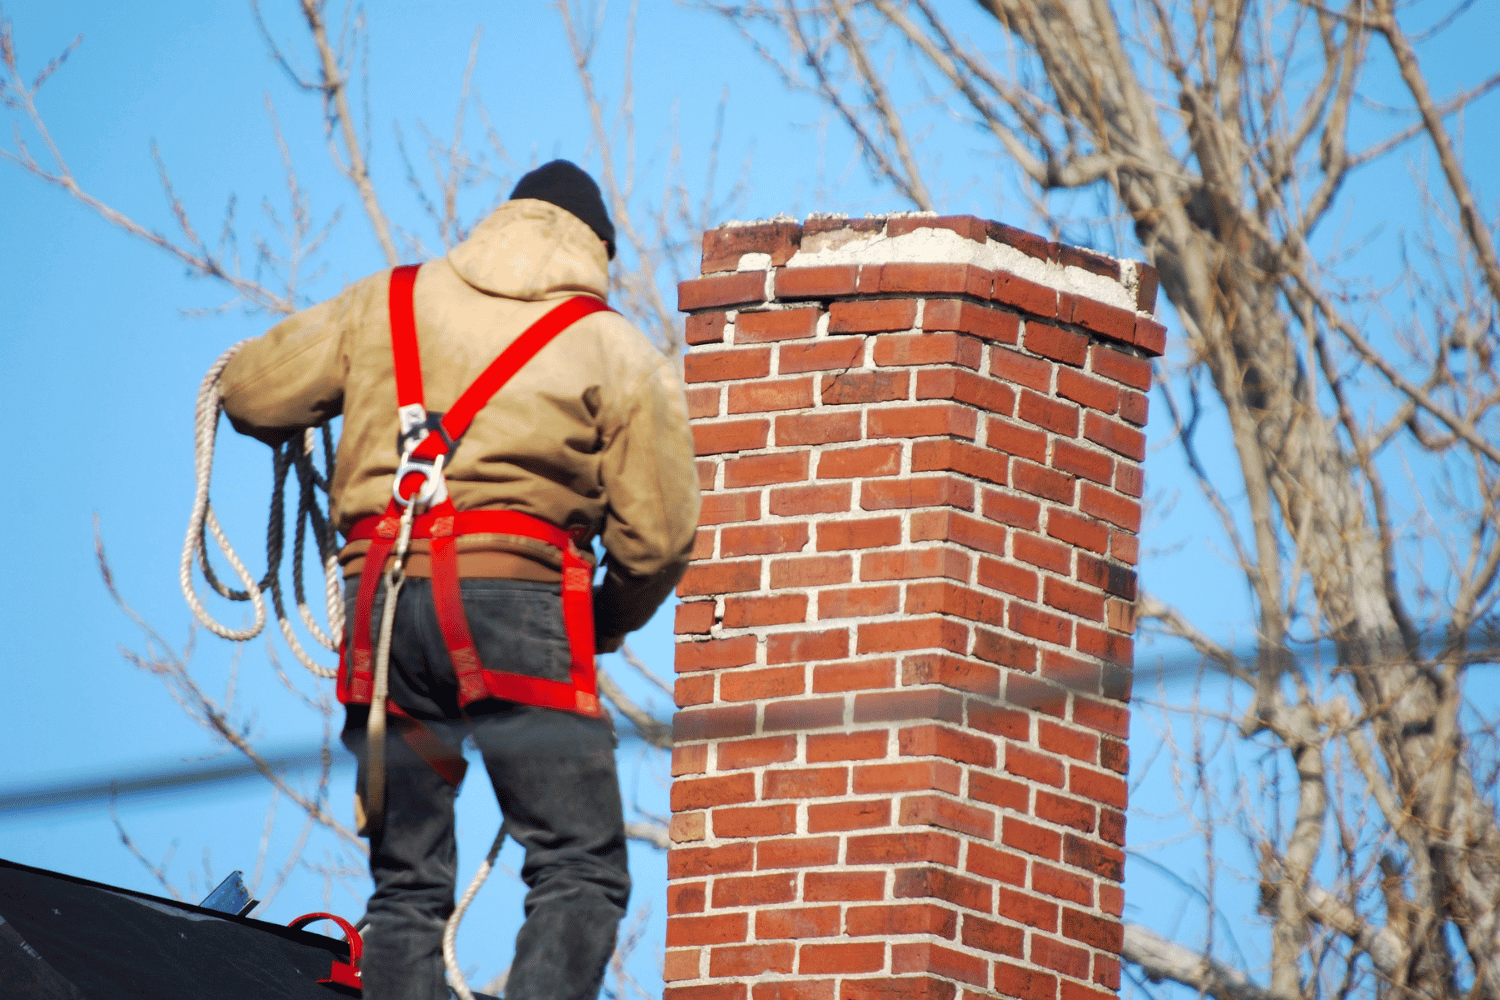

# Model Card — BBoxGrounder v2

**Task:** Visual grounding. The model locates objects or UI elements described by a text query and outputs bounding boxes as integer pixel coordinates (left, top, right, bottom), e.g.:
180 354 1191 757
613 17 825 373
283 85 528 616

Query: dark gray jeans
342 576 630 1000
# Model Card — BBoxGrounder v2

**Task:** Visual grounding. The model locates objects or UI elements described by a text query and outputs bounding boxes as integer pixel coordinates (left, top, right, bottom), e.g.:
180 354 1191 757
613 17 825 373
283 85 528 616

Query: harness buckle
396 404 452 456
393 448 448 507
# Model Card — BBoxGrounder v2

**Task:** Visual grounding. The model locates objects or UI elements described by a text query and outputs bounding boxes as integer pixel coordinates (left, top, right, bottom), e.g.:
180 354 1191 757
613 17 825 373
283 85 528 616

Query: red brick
771 553 853 588
674 704 757 742
776 411 861 446
984 417 1048 464
873 332 982 370
891 942 988 986
807 798 891 832
966 842 1027 886
862 476 975 512
860 547 970 582
841 977 957 1000
900 653 1000 697
868 404 978 440
854 760 962 795
978 557 1038 600
995 963 1058 1000
728 377 816 413
712 872 799 908
1056 244 1120 280
1052 440 1113 486
847 903 957 938
781 338 865 373
686 312 728 345
1111 531 1138 565
673 744 708 776
829 299 919 333
800 942 886 975
675 674 714 706
1061 982 1116 1000
691 527 714 560
856 617 969 655
962 914 1024 958
1079 483 1140 531
916 368 1014 414
720 666 806 702
679 272 767 310
1100 737 1128 774
667 913 750 947
814 658 898 692
1093 952 1122 989
667 984 747 1000
1133 315 1166 356
903 580 1005 625
1005 744 1065 788
686 347 771 384
721 522 808 557
992 272 1060 319
676 601 715 635
1089 344 1151 390
968 698 1031 740
1083 411 1145 461
887 213 988 241
698 491 760 525
1062 909 1123 951
1075 553 1137 599
1062 833 1123 881
774 266 858 300
697 460 716 491
763 766 849 799
982 489 1041 530
1069 766 1127 809
893 866 992 912
1119 388 1149 427
764 697 845 731
1030 934 1090 980
899 794 996 838
1018 390 1079 436
1134 263 1160 312
1043 510 1107 557
897 722 995 765
1043 576 1106 621
876 262 971 295
676 634 758 671
1024 322 1087 366
1012 460 1076 504
717 735 798 771
710 943 794 977
723 593 807 628
767 628 849 664
822 370 909 405
819 444 902 480
806 870 887 902
686 386 720 419
922 298 1020 343
969 771 1029 812
818 517 902 551
1066 296 1136 343
990 347 1052 393
756 837 841 870
818 585 900 618
1042 650 1101 697
754 905 841 939
668 882 706 915
703 222 801 270
807 730 889 762
1013 532 1072 574
724 451 809 488
1004 816 1062 860
668 843 755 879
1031 861 1094 904
1114 462 1144 502
770 483 853 517
845 831 960 867
1038 720 1099 764
672 774 755 810
1007 674 1068 718
1055 367 1120 414
911 509 1007 556
736 307 822 343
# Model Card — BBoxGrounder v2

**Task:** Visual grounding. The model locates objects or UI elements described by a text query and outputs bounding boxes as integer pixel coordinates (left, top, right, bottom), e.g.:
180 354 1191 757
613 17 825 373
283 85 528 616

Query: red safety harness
337 264 611 736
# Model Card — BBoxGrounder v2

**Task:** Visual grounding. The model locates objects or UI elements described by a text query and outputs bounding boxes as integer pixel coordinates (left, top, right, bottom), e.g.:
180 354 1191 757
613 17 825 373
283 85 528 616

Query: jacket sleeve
217 290 352 447
593 357 701 640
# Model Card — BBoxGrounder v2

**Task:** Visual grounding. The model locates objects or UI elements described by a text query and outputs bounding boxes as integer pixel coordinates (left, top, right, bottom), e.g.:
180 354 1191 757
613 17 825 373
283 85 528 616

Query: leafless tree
700 1 1500 998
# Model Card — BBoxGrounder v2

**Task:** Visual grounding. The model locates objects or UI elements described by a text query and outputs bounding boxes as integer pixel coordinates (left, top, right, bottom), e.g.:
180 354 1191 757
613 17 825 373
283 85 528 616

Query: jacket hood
447 199 610 301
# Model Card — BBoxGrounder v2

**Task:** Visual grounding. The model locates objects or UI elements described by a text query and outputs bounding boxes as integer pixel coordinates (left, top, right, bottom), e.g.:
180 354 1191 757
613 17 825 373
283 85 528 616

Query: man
218 160 700 1000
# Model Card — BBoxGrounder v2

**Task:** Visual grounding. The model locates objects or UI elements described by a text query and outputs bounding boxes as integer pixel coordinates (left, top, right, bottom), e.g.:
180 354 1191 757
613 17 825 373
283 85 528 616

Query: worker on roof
217 160 700 1000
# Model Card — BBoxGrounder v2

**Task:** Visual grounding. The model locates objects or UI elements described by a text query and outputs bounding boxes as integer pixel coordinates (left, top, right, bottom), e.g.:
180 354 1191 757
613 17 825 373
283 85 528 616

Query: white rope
444 829 506 1000
182 344 342 678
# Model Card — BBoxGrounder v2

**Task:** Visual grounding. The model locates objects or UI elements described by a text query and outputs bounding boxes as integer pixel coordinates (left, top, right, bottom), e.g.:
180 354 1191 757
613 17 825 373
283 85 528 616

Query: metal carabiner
392 450 448 508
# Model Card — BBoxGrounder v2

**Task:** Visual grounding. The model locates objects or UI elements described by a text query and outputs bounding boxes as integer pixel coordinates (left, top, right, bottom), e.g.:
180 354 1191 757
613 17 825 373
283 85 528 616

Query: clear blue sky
2 0 1495 994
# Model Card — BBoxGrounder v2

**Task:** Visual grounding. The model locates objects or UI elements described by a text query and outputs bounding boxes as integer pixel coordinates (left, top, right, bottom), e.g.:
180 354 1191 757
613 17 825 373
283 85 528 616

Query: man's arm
593 358 701 648
218 285 358 445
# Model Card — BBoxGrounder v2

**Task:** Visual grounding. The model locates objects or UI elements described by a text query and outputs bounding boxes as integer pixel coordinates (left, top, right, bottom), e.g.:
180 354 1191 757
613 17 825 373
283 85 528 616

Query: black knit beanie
509 160 616 259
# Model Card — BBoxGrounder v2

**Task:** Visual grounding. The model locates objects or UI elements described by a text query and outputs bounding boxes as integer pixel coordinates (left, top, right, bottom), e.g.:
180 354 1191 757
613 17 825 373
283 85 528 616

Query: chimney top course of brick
669 213 1163 1000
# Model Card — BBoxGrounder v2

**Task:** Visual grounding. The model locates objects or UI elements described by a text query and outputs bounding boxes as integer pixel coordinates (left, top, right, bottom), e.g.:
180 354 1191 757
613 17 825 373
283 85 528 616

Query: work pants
342 576 630 1000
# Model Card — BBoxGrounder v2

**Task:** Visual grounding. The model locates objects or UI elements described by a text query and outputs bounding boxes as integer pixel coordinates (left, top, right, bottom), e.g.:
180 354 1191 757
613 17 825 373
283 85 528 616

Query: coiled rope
181 342 343 677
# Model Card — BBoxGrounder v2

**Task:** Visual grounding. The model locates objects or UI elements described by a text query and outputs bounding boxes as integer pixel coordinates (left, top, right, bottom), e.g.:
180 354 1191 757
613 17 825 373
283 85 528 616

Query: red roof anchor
287 912 364 991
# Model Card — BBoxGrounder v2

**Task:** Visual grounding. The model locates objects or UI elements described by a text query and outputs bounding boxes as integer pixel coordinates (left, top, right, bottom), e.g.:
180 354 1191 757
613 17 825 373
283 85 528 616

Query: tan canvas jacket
218 199 700 639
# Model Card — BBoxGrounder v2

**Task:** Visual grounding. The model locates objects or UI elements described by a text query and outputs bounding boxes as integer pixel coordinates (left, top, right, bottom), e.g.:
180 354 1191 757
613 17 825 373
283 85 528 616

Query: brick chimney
667 214 1163 1000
